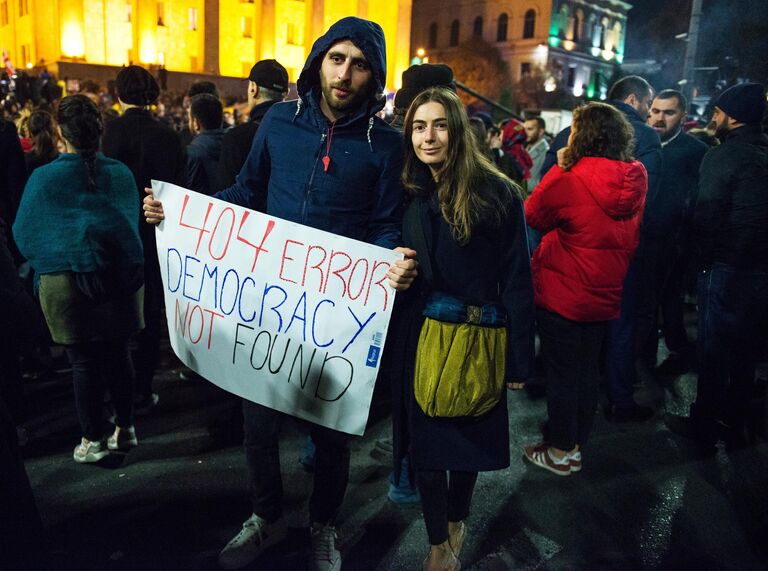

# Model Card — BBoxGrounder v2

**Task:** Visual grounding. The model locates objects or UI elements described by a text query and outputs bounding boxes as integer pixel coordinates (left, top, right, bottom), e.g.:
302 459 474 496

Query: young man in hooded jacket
144 17 417 571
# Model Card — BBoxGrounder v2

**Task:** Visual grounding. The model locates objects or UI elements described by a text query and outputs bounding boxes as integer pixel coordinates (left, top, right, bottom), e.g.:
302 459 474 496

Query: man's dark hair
608 75 652 102
526 116 546 130
655 89 687 113
188 81 219 99
258 86 285 102
189 93 223 131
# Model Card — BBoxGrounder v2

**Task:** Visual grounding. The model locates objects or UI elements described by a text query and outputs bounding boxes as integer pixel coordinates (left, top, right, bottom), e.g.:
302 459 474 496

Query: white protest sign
152 181 401 435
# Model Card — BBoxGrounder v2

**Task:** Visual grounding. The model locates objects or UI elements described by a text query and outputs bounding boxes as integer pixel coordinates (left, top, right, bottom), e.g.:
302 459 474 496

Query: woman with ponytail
24 109 59 175
13 95 145 464
392 87 534 570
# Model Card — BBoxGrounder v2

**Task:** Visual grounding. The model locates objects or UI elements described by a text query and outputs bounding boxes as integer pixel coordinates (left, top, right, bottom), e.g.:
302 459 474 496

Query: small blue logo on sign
366 345 381 368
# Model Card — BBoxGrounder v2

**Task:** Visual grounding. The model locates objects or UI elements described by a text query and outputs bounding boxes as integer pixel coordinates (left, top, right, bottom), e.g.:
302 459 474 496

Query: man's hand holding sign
144 183 417 435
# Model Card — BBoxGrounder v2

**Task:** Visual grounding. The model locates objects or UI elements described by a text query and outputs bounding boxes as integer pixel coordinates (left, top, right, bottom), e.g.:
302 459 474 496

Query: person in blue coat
541 76 663 422
144 17 417 571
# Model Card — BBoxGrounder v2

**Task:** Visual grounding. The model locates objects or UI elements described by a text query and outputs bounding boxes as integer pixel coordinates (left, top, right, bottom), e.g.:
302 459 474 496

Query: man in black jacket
542 76 663 422
102 66 187 412
186 93 226 195
666 82 768 450
637 90 708 374
217 59 288 191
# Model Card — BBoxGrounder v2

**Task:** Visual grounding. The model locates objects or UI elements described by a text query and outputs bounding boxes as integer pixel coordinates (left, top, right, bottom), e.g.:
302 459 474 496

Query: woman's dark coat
390 172 535 475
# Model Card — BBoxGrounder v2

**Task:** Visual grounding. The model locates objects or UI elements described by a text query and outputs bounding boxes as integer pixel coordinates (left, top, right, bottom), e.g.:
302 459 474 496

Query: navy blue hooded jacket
216 17 404 249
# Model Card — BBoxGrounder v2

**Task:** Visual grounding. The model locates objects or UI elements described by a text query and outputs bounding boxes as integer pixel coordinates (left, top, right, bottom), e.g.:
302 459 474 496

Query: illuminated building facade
411 0 631 99
0 0 412 90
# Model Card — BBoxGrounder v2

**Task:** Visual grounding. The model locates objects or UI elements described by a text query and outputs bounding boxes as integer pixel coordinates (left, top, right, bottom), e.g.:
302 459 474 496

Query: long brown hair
561 102 635 171
28 110 58 161
402 87 518 244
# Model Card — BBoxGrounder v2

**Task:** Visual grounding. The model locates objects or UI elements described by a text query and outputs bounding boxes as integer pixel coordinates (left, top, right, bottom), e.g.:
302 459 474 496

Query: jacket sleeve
540 127 570 179
524 167 562 233
500 195 535 381
214 112 272 211
692 147 729 261
186 146 206 195
636 129 663 206
217 129 244 191
364 144 405 249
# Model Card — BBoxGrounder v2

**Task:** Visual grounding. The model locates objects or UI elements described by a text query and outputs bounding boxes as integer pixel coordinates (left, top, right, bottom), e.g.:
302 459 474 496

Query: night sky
624 0 768 91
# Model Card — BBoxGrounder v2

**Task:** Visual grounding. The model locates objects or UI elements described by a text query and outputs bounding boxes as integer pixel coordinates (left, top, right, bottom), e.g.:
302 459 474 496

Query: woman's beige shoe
449 521 466 558
422 540 460 571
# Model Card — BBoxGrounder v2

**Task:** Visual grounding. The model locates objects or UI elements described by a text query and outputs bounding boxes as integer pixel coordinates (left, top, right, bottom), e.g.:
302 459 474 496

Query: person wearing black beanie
391 63 456 130
665 81 768 450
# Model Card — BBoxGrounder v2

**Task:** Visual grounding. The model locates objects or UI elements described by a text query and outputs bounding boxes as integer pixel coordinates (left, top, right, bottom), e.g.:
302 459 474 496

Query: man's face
524 119 543 144
648 97 685 141
709 107 731 139
627 91 652 120
319 40 373 120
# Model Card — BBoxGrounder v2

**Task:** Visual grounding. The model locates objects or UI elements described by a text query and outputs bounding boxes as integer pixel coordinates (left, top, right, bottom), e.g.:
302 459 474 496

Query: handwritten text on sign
152 181 401 435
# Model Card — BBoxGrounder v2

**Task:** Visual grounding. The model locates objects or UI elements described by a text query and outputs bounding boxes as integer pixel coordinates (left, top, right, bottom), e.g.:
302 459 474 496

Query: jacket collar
249 99 280 123
610 100 644 123
724 124 768 145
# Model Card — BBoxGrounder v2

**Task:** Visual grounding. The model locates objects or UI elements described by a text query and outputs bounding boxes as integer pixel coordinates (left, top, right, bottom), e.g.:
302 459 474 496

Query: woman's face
411 101 449 174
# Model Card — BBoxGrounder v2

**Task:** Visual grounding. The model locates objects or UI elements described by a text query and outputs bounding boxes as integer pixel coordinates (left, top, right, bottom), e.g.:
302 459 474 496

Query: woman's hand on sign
387 247 418 291
507 381 526 390
143 187 165 225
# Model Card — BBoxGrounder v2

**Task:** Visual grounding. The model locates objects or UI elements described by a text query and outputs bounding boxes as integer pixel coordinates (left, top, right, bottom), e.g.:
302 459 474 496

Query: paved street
20 332 768 571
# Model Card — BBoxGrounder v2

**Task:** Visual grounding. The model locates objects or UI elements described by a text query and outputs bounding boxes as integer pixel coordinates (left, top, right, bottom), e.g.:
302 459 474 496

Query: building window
428 22 438 48
157 3 165 27
473 16 483 38
190 56 198 71
521 62 531 77
0 2 8 27
573 9 583 42
497 13 508 42
523 9 535 39
449 20 460 47
558 4 569 37
19 0 28 17
21 43 29 66
241 17 252 38
287 22 303 45
189 8 198 31
125 1 131 23
567 66 576 87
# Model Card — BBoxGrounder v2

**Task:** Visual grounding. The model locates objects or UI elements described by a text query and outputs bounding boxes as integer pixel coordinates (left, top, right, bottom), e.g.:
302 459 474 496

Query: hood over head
297 17 387 117
572 157 647 219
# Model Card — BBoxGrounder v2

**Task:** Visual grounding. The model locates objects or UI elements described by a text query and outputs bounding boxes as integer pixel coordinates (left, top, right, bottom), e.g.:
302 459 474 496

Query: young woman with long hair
522 102 647 475
392 87 534 570
13 95 145 464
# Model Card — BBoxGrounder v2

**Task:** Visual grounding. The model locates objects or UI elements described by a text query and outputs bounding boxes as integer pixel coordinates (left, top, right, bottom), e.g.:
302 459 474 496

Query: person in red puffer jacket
522 102 647 476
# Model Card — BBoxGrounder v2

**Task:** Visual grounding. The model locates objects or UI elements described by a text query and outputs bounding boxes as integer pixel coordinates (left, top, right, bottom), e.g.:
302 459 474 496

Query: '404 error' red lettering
177 193 392 312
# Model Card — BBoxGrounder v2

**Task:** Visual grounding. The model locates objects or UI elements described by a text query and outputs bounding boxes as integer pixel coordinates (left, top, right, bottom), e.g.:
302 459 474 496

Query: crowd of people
1 15 767 571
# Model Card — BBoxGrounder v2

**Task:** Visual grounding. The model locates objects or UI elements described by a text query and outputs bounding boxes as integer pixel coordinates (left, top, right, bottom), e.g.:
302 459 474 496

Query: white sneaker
108 425 138 450
311 523 341 571
218 514 287 570
73 438 109 463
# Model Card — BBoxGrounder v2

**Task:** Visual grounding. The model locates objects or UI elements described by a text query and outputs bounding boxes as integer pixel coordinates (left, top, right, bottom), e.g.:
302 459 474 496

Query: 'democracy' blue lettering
343 307 376 354
219 268 240 316
285 292 308 342
182 255 201 301
311 299 335 348
166 248 183 292
200 264 219 308
258 284 288 332
238 277 257 322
